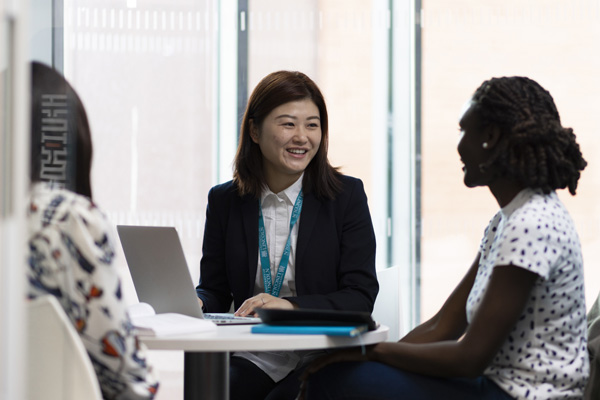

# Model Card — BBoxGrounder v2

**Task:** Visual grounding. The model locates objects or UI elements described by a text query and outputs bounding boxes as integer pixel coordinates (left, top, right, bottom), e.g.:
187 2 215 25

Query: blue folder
251 324 369 337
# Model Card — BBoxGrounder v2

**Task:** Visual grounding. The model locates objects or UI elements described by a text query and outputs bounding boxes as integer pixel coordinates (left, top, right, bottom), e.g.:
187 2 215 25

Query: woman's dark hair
30 61 93 199
472 76 586 195
233 70 341 199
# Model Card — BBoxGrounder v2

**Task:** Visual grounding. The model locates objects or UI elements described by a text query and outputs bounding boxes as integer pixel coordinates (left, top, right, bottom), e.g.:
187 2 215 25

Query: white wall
0 1 30 399
372 266 401 342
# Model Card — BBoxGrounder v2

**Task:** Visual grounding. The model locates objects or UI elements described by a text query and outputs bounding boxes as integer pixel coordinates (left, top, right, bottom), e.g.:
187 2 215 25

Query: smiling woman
457 100 500 189
301 76 589 400
194 70 379 400
232 70 341 201
249 99 322 194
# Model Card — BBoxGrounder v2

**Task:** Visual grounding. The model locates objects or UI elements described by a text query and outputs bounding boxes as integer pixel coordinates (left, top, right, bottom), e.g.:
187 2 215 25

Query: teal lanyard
258 191 303 297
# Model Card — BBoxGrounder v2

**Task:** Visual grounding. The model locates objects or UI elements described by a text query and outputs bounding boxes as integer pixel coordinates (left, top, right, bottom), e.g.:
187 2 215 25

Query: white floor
147 350 185 400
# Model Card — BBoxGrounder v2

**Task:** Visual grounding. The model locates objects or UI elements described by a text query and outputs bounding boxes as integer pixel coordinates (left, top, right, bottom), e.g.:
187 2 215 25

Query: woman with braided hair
299 76 589 400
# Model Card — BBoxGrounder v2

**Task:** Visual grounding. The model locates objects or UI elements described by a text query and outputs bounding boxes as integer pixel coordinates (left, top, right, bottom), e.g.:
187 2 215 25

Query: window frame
42 0 423 336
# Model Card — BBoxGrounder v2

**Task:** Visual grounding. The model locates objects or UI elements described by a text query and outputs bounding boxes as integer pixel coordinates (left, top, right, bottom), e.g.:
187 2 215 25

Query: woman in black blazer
195 70 379 400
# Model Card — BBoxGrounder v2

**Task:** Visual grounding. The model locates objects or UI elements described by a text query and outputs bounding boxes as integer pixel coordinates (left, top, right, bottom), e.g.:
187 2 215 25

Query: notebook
116 225 261 325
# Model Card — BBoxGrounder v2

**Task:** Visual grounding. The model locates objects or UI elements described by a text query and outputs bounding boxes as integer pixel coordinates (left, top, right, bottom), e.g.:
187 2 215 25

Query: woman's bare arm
370 265 538 377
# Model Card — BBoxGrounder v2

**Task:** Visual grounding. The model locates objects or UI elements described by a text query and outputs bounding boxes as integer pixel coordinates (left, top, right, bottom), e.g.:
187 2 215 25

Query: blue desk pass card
251 324 369 337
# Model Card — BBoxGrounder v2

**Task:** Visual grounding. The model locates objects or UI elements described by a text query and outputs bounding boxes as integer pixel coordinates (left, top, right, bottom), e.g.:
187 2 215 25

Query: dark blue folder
254 308 379 336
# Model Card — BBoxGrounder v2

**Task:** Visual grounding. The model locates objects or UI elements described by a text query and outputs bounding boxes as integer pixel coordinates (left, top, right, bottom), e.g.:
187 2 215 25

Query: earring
482 142 489 149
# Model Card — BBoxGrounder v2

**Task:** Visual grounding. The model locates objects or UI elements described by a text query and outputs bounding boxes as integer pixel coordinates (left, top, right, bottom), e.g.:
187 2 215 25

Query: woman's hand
234 293 295 317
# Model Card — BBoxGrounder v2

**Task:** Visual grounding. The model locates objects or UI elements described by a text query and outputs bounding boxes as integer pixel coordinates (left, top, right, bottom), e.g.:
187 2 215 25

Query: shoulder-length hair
30 61 93 199
233 70 341 199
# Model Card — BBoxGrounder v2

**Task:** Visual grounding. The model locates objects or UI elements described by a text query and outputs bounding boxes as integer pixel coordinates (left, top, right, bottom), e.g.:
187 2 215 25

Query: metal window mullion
391 0 421 335
52 0 63 72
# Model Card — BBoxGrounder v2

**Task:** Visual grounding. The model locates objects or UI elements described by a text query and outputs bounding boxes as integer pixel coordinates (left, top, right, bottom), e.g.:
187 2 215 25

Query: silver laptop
117 225 261 325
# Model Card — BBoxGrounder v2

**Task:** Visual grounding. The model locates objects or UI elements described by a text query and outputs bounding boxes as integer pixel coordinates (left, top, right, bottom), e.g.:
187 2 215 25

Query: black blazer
195 175 379 313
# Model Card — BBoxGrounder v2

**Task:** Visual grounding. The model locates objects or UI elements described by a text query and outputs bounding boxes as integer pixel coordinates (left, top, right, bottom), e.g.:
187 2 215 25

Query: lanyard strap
258 191 303 297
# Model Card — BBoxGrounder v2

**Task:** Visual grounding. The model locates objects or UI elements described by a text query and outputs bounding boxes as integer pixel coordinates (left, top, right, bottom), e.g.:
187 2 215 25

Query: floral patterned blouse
27 182 159 399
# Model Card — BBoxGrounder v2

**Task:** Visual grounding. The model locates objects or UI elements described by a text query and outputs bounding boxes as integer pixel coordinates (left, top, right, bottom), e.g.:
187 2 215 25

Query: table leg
183 351 230 400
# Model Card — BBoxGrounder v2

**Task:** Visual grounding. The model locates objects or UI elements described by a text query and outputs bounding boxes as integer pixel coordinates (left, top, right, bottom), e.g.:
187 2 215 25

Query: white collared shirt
252 175 303 298
235 175 323 382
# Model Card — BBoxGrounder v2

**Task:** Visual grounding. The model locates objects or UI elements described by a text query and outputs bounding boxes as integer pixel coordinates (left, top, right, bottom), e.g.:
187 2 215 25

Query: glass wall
25 0 600 398
59 0 419 325
43 3 418 395
62 0 220 301
420 0 600 320
32 0 600 337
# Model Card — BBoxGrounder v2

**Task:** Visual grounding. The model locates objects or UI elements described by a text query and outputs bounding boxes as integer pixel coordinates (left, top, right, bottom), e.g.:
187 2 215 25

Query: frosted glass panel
63 1 219 285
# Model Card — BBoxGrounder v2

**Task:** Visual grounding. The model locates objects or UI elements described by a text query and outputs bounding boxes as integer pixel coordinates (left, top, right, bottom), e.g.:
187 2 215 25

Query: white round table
142 324 389 400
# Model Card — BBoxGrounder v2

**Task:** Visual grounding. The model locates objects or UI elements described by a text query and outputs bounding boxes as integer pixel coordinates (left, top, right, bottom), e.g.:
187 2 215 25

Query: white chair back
372 266 401 341
26 295 103 400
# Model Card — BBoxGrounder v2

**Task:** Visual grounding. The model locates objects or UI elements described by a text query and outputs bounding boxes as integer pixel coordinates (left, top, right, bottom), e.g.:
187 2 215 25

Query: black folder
255 308 379 331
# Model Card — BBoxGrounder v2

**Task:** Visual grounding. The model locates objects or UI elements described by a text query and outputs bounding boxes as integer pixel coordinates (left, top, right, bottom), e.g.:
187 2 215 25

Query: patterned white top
466 188 589 399
27 182 159 400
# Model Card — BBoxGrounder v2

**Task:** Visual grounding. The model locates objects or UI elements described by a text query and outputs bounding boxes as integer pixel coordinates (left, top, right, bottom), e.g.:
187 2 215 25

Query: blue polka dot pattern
466 189 589 399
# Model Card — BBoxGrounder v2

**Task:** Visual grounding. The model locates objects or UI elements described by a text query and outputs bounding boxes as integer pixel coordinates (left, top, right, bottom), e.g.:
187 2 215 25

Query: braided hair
472 76 586 195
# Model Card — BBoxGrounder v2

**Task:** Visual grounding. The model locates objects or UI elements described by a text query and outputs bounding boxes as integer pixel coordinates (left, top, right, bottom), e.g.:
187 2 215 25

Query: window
420 0 600 320
26 2 600 398
58 0 420 333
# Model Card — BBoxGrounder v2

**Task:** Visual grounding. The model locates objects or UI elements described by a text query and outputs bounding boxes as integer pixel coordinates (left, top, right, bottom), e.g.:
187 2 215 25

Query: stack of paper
128 302 217 337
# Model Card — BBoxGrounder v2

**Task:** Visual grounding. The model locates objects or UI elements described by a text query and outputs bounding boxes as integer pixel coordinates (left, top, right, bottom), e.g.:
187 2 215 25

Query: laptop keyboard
204 313 261 324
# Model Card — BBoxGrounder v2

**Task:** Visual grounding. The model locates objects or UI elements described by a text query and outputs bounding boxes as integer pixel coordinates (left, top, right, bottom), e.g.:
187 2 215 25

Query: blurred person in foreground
27 61 159 400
